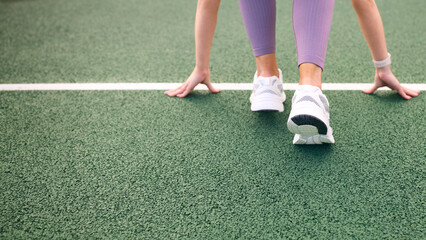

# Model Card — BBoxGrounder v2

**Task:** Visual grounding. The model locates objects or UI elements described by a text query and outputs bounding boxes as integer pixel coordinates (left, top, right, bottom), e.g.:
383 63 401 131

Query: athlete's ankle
257 68 280 78
299 78 322 89
298 63 322 89
255 53 279 77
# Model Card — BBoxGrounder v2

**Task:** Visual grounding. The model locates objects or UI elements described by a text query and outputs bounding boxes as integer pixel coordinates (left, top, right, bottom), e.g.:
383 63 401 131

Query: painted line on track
0 83 425 91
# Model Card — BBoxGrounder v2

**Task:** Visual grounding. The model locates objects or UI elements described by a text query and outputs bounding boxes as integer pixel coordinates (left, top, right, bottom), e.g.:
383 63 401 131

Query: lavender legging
239 0 335 70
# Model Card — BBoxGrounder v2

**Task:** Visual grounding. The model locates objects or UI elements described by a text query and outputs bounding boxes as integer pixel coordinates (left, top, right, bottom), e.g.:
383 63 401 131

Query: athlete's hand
363 66 420 100
165 69 220 98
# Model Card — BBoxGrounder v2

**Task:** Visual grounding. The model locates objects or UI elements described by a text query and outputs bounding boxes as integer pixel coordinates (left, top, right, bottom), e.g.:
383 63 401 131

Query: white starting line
0 83 425 91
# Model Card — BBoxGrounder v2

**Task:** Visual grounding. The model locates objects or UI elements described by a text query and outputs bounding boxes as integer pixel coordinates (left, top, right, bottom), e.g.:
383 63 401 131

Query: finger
169 86 187 97
176 81 198 98
397 87 411 100
164 90 174 96
176 86 192 98
362 84 380 94
165 84 187 97
403 87 420 97
204 82 220 93
165 88 182 97
165 87 184 97
164 88 174 94
165 83 185 94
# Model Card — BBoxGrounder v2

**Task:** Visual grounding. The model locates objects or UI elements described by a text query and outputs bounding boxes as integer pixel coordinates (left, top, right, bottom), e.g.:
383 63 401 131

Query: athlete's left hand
165 68 220 98
363 66 420 100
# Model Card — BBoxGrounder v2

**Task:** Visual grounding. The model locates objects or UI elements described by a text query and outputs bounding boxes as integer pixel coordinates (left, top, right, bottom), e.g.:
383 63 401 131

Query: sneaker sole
292 134 335 144
287 115 335 144
251 101 284 112
250 95 285 112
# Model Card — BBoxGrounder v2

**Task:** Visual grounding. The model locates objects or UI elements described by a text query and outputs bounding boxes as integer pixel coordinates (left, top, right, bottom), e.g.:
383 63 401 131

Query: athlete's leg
293 0 335 88
288 0 335 144
239 0 285 112
239 0 278 77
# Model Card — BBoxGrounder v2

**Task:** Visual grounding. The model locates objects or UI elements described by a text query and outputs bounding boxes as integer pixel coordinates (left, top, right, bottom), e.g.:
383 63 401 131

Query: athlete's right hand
363 66 420 100
165 69 220 98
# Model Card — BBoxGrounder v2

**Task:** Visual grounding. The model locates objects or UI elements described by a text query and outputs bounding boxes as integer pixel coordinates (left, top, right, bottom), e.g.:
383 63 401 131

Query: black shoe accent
291 115 327 135
255 109 279 112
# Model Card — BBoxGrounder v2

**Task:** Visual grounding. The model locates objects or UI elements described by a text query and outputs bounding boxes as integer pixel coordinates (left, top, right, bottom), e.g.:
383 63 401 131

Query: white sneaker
287 85 335 144
250 69 286 112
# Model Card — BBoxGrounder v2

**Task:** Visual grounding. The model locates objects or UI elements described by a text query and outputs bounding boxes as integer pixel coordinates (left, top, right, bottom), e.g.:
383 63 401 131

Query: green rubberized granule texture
1 91 424 239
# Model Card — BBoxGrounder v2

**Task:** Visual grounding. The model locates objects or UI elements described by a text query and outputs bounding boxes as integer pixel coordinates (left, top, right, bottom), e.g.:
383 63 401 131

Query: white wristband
373 53 391 68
